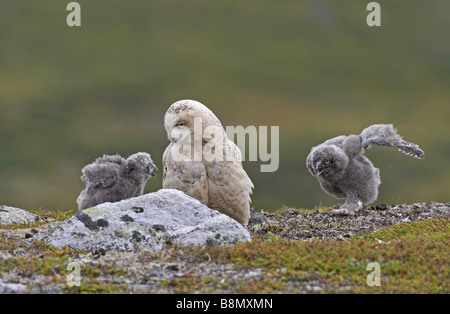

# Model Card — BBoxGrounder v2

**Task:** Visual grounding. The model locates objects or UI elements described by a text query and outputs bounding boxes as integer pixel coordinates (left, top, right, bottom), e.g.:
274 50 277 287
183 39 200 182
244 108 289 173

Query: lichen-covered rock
33 189 251 252
0 205 40 226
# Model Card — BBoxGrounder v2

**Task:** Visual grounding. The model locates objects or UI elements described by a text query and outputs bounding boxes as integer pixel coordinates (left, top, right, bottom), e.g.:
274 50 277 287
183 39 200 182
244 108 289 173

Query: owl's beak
150 165 159 177
315 161 328 176
316 167 325 176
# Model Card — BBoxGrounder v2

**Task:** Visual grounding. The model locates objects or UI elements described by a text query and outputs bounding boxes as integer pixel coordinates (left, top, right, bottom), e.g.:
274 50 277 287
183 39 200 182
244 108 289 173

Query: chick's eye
324 160 331 165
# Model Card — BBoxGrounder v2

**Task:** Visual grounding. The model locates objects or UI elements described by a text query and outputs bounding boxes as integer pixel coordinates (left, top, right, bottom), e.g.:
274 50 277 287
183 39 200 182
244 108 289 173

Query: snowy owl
77 152 158 210
162 99 254 226
306 124 424 215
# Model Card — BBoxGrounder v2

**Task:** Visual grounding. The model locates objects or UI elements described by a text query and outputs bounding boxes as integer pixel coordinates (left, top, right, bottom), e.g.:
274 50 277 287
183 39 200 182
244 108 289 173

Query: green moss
80 263 128 278
30 209 74 222
161 276 211 294
63 279 131 294
360 217 449 242
192 218 449 293
0 237 82 278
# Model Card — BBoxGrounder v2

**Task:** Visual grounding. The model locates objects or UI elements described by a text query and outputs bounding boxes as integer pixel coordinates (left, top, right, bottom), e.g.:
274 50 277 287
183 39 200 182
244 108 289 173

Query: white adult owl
162 99 254 226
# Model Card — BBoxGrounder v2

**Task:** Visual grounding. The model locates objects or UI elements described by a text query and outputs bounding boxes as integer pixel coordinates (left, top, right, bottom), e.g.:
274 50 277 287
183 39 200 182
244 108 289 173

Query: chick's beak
315 161 327 176
150 165 159 177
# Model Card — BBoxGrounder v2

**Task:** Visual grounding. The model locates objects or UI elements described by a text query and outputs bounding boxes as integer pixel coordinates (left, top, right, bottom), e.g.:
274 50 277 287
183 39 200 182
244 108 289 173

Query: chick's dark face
315 158 334 177
312 145 349 178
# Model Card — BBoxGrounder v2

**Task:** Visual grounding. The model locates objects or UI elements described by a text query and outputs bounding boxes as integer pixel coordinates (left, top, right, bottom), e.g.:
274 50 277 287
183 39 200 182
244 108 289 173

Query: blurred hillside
0 0 449 212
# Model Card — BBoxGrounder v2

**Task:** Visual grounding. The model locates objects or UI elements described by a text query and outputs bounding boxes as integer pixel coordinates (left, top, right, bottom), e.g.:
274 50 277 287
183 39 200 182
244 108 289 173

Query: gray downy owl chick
77 152 158 210
306 124 424 215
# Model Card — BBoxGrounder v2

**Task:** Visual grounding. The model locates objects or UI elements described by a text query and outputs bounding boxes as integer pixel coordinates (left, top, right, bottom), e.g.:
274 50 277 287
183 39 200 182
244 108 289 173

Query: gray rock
0 279 28 294
0 205 40 226
33 189 251 252
249 208 269 225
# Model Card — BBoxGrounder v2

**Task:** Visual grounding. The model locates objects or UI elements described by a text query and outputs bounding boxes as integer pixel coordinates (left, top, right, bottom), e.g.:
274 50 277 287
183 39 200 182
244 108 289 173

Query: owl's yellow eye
176 122 186 128
324 160 331 165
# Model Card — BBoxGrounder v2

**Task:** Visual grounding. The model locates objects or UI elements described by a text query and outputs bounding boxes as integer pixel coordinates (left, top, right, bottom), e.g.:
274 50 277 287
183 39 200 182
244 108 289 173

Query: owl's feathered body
77 152 158 210
306 124 424 215
162 99 253 226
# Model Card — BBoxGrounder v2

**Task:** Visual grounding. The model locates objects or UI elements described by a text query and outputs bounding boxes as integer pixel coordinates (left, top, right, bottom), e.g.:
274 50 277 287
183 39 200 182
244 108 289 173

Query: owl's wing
81 162 121 189
322 135 346 147
360 124 424 159
205 139 253 226
162 143 209 204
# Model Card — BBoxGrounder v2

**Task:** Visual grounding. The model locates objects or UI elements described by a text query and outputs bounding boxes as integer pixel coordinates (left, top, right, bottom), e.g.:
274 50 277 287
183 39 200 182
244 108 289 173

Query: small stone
92 248 107 257
375 203 389 211
401 217 412 223
248 208 269 225
164 263 180 271
132 207 144 213
281 208 297 217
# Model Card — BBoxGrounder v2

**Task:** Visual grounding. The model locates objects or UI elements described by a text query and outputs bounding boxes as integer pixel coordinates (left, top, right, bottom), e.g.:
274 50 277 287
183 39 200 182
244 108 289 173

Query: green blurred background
0 0 449 212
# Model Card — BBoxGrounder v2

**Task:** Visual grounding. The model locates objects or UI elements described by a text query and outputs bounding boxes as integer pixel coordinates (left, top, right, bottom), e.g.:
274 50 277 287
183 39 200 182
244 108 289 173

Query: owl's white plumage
162 100 253 226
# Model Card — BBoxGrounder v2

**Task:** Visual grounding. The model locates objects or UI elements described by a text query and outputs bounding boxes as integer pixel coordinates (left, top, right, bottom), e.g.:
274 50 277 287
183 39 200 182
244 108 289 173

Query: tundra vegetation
0 203 448 294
